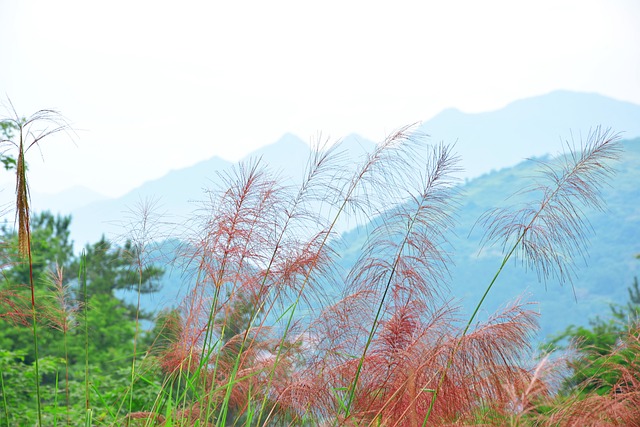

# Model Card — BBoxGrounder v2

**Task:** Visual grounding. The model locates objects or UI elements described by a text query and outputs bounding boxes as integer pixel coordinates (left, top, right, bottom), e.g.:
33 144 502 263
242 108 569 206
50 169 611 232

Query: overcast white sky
1 0 639 198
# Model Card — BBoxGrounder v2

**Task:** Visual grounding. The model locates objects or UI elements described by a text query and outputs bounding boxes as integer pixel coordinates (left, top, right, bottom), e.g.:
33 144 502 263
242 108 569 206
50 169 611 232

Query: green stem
27 234 42 426
79 251 91 412
422 233 524 426
54 371 60 427
63 327 70 426
127 256 144 424
344 214 419 421
1 368 9 426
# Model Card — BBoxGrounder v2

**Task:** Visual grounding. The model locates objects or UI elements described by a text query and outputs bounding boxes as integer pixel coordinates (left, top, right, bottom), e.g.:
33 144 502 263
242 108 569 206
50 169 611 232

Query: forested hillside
324 137 638 339
123 138 640 341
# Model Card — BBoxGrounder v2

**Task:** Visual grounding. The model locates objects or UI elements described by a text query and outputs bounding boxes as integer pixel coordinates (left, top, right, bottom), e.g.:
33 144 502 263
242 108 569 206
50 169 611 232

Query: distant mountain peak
277 132 305 142
419 90 640 180
242 133 308 161
429 107 464 120
63 90 640 249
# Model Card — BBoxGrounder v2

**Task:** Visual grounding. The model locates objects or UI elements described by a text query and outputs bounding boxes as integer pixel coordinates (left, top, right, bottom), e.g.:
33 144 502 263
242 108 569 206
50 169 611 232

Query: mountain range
337 136 640 339
3 90 639 341
118 134 639 343
54 90 640 248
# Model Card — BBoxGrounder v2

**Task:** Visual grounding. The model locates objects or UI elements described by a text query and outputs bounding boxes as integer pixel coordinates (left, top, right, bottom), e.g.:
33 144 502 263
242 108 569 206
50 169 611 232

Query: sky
1 0 639 198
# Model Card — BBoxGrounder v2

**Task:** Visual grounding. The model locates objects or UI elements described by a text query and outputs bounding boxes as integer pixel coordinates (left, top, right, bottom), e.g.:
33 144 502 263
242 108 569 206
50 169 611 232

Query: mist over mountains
118 135 639 343
22 90 634 248
3 90 638 341
416 90 640 179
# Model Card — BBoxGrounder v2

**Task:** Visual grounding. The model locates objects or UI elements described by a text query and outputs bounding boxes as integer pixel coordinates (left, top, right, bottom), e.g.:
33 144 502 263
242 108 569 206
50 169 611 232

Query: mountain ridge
118 136 640 343
13 90 637 248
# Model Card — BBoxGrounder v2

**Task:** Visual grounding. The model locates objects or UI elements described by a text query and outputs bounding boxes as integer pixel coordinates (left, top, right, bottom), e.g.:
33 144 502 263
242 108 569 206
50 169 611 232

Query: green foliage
0 350 69 426
0 112 630 425
0 349 162 426
0 210 165 425
611 276 640 324
546 274 640 396
71 236 164 320
1 212 74 286
0 212 164 360
0 120 18 171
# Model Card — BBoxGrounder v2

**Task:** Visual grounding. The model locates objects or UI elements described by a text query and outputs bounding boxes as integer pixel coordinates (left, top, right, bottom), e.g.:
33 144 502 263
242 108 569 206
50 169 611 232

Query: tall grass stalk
26 227 41 425
421 127 621 426
254 127 418 425
147 125 622 426
343 143 458 421
16 119 43 426
1 103 71 426
128 257 143 425
122 200 162 424
46 265 74 426
79 250 91 413
0 368 8 426
1 103 624 425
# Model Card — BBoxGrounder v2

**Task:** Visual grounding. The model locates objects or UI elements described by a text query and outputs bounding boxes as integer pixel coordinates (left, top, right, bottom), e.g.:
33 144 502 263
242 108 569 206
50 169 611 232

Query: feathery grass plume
347 142 460 306
0 239 31 326
396 302 537 426
212 183 339 423
162 159 286 421
485 351 569 425
115 197 167 423
254 129 445 424
0 286 31 326
340 142 460 419
188 142 335 421
42 265 78 334
478 127 622 287
1 101 73 426
155 308 202 376
328 124 422 227
273 294 541 426
0 102 72 258
253 128 427 424
428 302 538 421
189 159 282 349
238 137 359 426
421 127 622 425
155 128 421 425
41 264 77 426
189 159 280 294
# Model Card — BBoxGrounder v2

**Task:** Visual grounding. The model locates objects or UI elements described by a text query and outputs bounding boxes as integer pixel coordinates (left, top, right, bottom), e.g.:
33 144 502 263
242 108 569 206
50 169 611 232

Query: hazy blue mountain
420 90 640 180
0 186 108 219
118 136 639 344
68 133 377 248
47 91 638 249
69 135 316 247
338 137 640 341
33 186 109 213
68 155 234 247
243 132 313 184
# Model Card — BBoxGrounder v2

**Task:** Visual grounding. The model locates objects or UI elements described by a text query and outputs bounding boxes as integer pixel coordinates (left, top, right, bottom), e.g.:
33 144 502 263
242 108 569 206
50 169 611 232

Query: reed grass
0 104 628 426
1 103 72 426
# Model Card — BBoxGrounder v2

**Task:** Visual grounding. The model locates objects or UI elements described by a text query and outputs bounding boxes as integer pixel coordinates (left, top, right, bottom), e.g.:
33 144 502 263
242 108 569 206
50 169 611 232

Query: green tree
611 276 640 324
0 213 164 367
546 272 640 395
0 119 18 171
71 236 164 320
0 212 74 286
